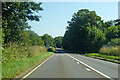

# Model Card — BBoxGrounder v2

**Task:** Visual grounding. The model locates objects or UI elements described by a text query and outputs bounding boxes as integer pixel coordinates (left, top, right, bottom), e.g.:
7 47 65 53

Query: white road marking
56 54 64 56
21 54 55 80
86 68 91 72
66 54 113 80
80 55 118 65
77 62 80 64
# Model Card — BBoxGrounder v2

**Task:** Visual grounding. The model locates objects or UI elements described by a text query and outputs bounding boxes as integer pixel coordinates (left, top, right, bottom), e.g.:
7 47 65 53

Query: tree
27 30 44 46
54 36 63 48
19 30 44 46
42 34 55 47
2 2 43 44
62 9 105 53
87 25 106 52
107 38 120 46
114 19 120 37
104 20 113 28
0 16 1 62
114 19 120 26
105 26 119 42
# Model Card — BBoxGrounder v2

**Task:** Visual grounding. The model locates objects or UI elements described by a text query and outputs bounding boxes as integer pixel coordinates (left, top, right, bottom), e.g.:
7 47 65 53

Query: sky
28 2 118 38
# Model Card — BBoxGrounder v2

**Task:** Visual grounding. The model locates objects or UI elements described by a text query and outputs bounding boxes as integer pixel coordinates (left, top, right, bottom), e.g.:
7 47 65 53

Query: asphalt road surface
26 48 119 79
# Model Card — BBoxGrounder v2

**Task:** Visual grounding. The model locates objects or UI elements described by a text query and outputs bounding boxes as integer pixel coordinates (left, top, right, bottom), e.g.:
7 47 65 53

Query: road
24 48 119 79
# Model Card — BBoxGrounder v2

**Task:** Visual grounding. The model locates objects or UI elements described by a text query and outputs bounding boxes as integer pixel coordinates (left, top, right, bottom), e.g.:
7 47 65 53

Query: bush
99 46 119 56
47 47 56 52
2 43 47 63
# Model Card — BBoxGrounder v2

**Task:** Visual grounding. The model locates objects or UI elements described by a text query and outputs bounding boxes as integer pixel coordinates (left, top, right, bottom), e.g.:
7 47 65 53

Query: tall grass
99 46 120 56
2 43 47 63
2 52 53 78
2 43 54 78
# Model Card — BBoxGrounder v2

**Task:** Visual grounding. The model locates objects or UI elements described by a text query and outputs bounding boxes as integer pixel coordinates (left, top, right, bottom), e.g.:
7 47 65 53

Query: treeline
1 2 64 78
2 2 63 48
2 2 43 46
42 34 63 48
1 2 46 64
1 2 64 64
62 9 120 54
1 2 62 78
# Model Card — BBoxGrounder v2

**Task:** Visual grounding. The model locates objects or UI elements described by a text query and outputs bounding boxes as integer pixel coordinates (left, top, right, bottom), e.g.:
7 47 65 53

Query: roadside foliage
42 34 55 47
62 9 120 56
1 2 120 78
1 2 52 78
54 36 63 48
62 9 106 53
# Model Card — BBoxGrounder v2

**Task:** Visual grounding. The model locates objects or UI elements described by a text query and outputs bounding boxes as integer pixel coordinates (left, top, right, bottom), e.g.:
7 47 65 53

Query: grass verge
85 53 120 64
2 52 53 78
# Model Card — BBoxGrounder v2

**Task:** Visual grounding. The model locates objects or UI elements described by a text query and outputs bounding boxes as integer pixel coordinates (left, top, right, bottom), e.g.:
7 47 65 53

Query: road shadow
54 48 65 54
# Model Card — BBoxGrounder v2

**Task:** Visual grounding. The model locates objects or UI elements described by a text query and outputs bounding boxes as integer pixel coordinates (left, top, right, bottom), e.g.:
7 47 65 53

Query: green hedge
2 43 47 63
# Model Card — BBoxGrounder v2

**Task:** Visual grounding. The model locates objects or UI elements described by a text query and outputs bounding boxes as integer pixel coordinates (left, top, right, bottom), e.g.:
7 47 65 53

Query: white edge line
80 55 118 65
20 54 55 80
66 54 114 80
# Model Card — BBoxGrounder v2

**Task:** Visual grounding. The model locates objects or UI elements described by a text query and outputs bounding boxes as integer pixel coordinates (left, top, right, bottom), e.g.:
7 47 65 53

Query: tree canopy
2 2 43 44
54 36 63 48
42 34 55 47
62 9 108 53
115 19 120 26
19 30 44 46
